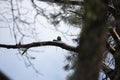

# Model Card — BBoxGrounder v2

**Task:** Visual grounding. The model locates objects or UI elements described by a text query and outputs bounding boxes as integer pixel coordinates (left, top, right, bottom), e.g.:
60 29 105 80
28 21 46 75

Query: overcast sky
0 0 80 80
0 19 79 80
0 20 79 80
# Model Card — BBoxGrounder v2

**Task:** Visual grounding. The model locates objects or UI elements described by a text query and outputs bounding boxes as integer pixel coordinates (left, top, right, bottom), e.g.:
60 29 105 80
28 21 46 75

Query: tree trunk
70 0 108 80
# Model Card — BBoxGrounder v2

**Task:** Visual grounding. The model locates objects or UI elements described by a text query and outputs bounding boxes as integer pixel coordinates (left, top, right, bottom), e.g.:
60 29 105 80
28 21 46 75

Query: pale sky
0 21 79 80
0 1 80 80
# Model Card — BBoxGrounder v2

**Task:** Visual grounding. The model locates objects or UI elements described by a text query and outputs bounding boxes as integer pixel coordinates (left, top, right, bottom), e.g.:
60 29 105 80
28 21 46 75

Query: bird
57 36 61 41
53 36 61 41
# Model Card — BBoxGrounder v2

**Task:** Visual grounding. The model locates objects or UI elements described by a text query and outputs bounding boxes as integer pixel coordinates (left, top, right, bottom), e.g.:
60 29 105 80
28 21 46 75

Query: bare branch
102 63 114 79
37 0 83 5
106 41 116 54
0 41 77 52
109 27 120 44
102 63 113 74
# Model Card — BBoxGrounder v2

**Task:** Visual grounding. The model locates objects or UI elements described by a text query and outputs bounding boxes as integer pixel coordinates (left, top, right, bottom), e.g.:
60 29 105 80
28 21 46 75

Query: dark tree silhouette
0 71 10 80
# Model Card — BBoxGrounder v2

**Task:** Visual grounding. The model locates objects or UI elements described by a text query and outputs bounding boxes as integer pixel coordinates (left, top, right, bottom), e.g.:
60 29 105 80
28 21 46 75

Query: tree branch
37 0 83 5
0 41 77 52
106 41 116 54
0 41 115 78
109 27 120 45
102 63 114 79
108 6 116 17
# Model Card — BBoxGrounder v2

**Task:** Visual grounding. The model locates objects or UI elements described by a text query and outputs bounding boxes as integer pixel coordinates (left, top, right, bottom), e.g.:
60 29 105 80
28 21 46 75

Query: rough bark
70 0 108 80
